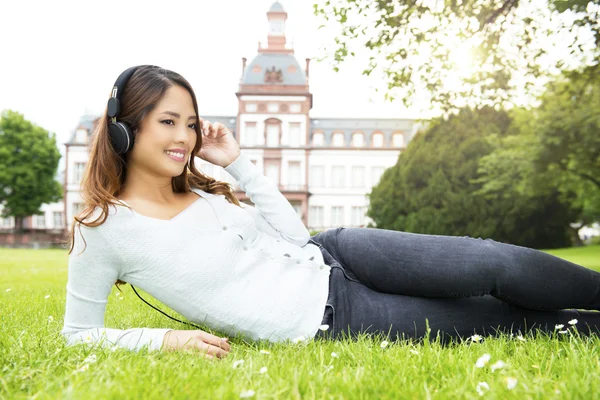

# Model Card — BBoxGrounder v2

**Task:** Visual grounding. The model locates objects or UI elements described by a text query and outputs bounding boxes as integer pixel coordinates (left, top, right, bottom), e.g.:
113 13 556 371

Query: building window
287 161 301 190
332 132 345 147
393 133 405 147
351 166 365 188
266 124 279 147
244 122 257 146
265 163 280 185
53 211 63 228
351 206 367 227
75 129 88 144
310 166 324 188
290 104 301 113
73 162 86 183
245 103 257 112
72 203 84 217
35 214 45 228
372 133 384 147
309 206 324 228
312 132 324 146
288 123 301 147
372 166 385 186
331 206 344 227
352 132 364 147
331 166 345 188
0 217 14 228
267 103 279 112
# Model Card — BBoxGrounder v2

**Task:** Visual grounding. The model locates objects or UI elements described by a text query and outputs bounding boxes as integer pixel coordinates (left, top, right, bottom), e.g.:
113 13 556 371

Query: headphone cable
129 284 203 329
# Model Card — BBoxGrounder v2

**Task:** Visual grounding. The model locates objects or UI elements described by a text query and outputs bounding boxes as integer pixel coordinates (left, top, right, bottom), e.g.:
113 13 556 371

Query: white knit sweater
61 151 331 351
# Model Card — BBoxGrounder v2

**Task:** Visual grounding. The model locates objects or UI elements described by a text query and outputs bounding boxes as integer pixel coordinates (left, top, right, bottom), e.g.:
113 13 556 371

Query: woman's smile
165 150 186 162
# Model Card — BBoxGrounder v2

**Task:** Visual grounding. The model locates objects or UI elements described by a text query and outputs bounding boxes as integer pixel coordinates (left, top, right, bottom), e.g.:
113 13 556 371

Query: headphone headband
107 65 140 119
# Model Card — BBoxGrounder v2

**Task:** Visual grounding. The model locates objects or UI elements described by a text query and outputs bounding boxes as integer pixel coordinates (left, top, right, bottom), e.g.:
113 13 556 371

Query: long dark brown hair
67 65 242 286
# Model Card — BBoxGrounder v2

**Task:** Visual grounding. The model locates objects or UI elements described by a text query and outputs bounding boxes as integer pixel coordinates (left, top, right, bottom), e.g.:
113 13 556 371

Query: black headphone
107 65 142 155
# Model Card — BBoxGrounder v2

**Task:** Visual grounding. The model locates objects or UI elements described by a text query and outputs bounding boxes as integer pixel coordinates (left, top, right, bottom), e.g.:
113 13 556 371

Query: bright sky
0 0 426 158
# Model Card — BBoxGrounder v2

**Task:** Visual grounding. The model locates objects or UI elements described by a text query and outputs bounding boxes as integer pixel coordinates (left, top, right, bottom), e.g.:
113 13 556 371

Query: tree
314 0 600 113
0 110 63 232
367 106 578 249
475 66 600 244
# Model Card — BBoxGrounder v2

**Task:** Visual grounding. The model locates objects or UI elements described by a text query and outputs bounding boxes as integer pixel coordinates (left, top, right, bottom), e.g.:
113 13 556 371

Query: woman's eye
161 120 196 129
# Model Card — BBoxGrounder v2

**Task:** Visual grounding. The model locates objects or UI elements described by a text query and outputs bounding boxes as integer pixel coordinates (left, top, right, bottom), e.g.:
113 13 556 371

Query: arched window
352 132 364 147
392 132 405 147
332 132 345 147
372 132 384 147
312 132 324 146
264 119 281 147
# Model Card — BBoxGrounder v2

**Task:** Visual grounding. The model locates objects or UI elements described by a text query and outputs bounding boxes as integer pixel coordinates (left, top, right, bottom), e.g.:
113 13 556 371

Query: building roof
269 1 285 12
242 53 306 85
66 114 99 144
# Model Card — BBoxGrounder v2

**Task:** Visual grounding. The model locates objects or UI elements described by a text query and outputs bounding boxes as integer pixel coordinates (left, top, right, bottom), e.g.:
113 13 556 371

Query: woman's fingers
198 330 231 352
198 342 229 358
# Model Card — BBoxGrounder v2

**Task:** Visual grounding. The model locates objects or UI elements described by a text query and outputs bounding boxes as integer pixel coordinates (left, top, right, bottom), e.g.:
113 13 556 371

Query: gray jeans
309 227 600 343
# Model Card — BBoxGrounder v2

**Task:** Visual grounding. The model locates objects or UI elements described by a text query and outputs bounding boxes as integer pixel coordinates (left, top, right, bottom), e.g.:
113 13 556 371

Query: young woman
62 65 600 360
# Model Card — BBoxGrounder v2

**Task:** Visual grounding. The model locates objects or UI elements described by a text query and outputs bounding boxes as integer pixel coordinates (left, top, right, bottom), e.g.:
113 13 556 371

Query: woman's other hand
162 329 231 359
196 119 241 168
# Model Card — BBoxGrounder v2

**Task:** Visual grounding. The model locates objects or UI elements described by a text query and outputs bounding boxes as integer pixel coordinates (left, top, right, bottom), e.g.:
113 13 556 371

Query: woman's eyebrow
160 111 197 120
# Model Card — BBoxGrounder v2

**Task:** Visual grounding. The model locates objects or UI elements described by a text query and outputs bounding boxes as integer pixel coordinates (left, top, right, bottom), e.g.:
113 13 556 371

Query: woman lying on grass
63 65 600 359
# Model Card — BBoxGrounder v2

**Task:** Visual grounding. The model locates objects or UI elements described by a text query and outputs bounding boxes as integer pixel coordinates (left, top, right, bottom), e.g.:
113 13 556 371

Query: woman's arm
224 151 311 247
61 223 171 351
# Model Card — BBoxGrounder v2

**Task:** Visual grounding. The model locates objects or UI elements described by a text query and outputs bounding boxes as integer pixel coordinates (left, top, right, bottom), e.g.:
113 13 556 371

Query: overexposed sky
0 0 425 154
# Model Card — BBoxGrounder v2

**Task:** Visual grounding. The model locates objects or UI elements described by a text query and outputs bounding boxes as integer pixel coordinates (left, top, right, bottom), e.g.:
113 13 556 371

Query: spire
262 1 292 54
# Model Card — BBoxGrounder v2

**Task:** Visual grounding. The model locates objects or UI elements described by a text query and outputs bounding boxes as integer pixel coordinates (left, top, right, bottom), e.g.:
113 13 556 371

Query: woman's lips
165 151 186 162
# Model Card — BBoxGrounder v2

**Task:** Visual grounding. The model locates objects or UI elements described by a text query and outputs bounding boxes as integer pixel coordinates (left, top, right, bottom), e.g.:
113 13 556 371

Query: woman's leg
310 227 600 311
319 267 600 343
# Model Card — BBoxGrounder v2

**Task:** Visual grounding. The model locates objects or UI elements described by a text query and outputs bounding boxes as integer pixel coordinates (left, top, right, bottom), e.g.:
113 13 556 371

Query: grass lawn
1 245 600 399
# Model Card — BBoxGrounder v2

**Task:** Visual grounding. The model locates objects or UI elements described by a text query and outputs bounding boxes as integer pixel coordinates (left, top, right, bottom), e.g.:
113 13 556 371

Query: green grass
1 245 600 399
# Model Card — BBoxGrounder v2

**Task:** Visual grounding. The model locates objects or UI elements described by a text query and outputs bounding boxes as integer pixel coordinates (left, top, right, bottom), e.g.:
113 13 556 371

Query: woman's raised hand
162 329 231 359
195 119 241 168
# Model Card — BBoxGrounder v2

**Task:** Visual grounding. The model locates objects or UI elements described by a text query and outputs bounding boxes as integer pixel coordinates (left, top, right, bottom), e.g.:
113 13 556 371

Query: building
0 1 420 233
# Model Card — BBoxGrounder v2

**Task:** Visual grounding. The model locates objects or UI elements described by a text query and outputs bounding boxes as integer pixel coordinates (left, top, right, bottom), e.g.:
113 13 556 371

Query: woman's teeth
165 150 184 159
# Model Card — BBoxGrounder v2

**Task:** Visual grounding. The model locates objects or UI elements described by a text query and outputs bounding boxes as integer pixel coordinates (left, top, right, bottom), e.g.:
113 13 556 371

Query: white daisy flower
559 330 568 334
516 335 526 342
85 335 93 343
469 334 483 342
325 365 334 371
75 364 89 373
506 377 518 390
555 324 564 330
259 349 270 355
331 352 339 358
44 295 50 299
475 353 491 368
291 336 306 344
84 354 97 364
319 324 330 331
490 360 506 372
232 359 245 369
476 381 489 396
568 319 578 325
47 316 54 323
380 340 389 348
259 367 268 374
409 349 419 355
239 389 255 398
5 288 11 292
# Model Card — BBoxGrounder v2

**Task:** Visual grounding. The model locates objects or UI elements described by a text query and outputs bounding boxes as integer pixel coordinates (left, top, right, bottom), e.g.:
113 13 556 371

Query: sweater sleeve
223 151 310 247
61 222 172 351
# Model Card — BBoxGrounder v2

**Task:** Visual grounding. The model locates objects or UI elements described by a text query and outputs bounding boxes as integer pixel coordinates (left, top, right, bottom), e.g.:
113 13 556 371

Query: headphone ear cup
108 121 135 155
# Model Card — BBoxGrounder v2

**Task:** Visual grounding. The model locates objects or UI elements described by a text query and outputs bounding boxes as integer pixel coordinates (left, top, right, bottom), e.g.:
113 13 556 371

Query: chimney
305 58 311 78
